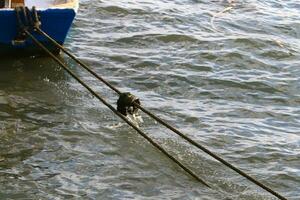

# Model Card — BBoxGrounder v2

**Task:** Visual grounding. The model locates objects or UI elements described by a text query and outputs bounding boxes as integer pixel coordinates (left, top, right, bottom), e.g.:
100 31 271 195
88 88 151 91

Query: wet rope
35 28 287 200
15 7 287 200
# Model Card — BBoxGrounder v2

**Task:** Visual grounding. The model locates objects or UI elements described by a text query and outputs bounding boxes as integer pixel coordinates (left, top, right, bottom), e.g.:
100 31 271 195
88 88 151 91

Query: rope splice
117 92 140 116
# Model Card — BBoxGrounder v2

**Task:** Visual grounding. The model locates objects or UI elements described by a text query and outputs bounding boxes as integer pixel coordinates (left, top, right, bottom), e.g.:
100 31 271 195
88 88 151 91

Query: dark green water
0 0 299 199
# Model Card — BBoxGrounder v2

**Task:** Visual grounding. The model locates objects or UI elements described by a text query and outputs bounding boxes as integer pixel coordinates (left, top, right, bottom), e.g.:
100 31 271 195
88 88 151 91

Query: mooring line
35 27 122 95
15 6 287 199
24 29 210 188
35 27 287 200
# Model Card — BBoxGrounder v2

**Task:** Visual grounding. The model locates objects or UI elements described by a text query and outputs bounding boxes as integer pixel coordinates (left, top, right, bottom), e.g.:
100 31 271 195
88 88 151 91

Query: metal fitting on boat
117 92 140 116
12 6 41 46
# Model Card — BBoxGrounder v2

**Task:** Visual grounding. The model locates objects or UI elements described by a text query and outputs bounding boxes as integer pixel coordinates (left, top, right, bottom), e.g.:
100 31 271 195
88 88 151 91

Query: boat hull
0 8 76 57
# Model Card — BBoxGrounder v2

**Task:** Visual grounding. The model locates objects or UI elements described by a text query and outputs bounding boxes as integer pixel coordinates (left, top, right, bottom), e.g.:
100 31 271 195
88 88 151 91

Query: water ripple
1 0 300 199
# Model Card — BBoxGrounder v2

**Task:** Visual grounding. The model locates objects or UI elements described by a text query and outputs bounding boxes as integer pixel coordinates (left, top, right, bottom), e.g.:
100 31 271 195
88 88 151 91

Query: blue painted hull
0 8 76 57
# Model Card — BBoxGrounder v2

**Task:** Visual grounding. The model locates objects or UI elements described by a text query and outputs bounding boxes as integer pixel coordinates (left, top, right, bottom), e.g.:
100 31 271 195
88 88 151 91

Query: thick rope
35 28 122 95
24 29 210 188
35 28 287 200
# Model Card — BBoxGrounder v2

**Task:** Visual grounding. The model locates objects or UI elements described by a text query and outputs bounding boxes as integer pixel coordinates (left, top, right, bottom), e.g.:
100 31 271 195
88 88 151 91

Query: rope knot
117 92 140 116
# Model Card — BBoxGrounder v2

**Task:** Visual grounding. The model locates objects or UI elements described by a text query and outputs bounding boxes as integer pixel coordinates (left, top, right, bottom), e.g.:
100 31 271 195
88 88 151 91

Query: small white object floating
0 0 79 57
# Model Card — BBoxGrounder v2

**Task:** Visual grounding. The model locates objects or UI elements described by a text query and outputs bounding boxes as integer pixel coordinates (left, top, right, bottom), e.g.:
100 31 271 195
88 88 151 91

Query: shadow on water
0 56 68 169
0 56 67 83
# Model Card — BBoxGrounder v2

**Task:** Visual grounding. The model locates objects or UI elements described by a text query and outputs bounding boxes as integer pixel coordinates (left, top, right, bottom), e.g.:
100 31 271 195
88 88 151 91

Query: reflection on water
1 0 300 199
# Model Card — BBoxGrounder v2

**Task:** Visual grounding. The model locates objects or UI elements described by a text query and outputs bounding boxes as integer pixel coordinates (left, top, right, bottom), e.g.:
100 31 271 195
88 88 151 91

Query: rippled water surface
1 0 300 199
